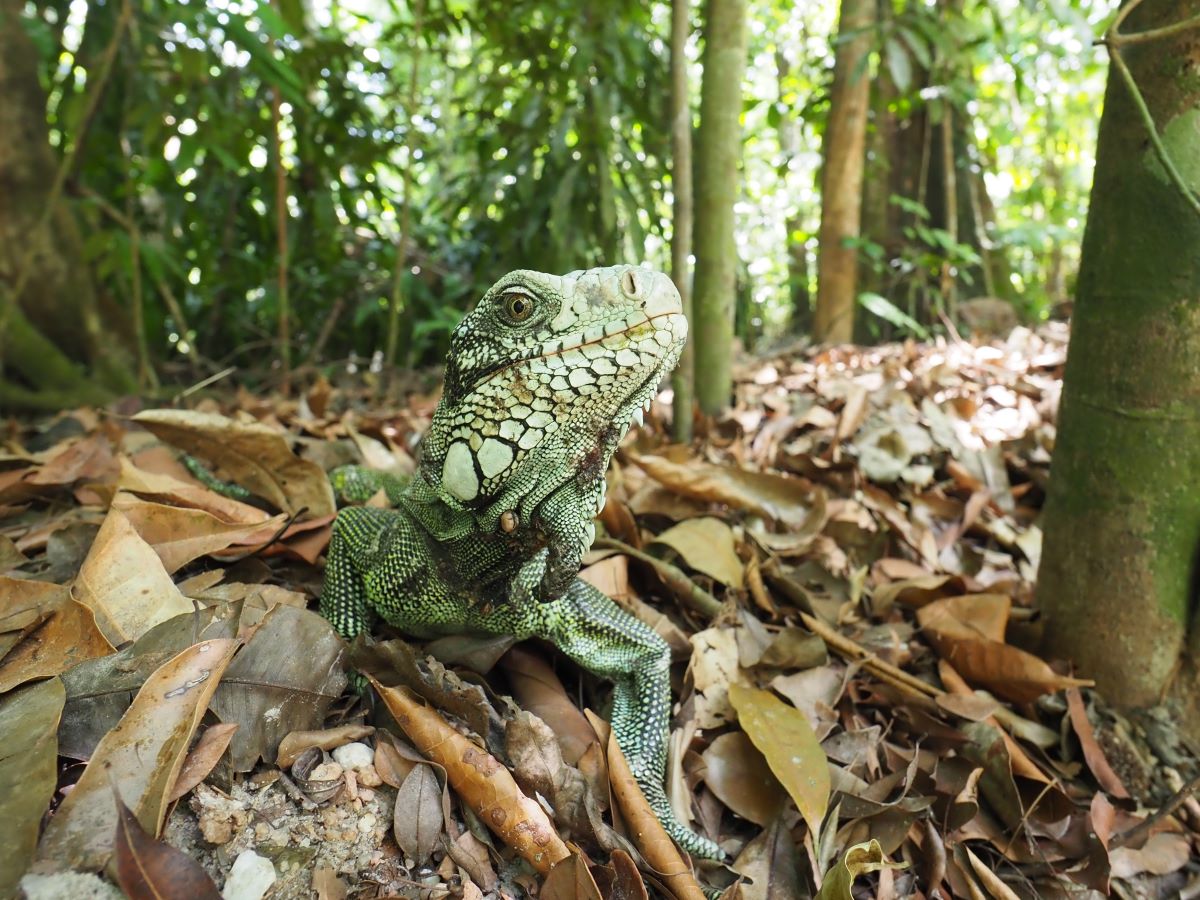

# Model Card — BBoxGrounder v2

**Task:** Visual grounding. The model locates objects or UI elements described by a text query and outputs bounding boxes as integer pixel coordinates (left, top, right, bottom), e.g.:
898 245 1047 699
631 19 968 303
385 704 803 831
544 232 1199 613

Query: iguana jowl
321 265 723 859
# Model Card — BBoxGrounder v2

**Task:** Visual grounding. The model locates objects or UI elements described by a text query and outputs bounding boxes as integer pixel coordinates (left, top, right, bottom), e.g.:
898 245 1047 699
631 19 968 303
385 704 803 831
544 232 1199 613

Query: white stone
442 441 479 501
222 850 276 900
477 438 515 479
332 742 374 770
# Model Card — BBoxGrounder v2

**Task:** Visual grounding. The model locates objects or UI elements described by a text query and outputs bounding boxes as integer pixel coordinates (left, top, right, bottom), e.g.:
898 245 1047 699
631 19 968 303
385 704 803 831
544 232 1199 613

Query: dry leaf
728 682 830 839
651 517 745 588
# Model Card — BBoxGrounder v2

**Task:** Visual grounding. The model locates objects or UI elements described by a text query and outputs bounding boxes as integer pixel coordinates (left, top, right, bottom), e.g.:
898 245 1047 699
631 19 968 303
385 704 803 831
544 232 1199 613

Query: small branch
1104 44 1200 219
1098 4 1200 220
1110 12 1200 46
592 537 724 619
1110 770 1200 850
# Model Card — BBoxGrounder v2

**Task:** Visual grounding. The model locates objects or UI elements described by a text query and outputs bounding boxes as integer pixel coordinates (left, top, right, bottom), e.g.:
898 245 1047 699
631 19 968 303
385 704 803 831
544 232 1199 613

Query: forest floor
4 322 1200 900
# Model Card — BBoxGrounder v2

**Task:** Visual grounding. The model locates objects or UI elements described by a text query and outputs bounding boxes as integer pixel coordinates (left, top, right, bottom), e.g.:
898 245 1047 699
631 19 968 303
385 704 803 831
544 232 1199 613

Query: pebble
221 850 276 900
332 742 374 770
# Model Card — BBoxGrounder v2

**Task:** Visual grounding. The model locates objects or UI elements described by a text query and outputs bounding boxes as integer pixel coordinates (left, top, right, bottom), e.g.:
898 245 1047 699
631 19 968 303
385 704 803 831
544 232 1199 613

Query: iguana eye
502 291 535 323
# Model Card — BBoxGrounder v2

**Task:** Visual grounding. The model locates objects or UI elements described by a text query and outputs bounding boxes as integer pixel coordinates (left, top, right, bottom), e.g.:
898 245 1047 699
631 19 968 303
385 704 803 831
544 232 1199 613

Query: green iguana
194 266 720 859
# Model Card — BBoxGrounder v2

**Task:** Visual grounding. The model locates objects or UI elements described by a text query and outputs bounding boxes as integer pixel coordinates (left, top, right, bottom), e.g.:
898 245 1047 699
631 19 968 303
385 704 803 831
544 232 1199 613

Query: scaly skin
321 266 723 859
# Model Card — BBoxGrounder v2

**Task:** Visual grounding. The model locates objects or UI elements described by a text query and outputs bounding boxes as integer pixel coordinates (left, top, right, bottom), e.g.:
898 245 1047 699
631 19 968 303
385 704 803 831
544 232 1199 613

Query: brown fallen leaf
394 763 443 864
72 507 195 646
115 456 271 524
25 433 117 488
628 451 817 530
700 732 786 827
113 796 221 900
112 492 287 574
36 638 239 871
275 724 376 769
369 677 569 875
917 594 1089 703
499 645 601 767
168 723 239 803
604 727 708 900
1065 688 1130 800
0 678 64 899
0 578 112 692
134 409 336 518
542 849 604 900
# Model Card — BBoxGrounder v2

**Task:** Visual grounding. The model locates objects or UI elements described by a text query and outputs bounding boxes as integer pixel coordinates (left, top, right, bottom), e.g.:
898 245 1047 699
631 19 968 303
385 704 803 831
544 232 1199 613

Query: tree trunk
1038 0 1200 739
691 0 747 416
0 1 134 407
670 0 695 443
813 0 874 344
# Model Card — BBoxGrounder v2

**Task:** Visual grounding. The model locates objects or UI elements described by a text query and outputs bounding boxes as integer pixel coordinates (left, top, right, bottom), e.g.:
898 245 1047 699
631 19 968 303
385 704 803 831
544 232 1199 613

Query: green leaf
729 682 830 839
884 38 912 93
857 292 930 339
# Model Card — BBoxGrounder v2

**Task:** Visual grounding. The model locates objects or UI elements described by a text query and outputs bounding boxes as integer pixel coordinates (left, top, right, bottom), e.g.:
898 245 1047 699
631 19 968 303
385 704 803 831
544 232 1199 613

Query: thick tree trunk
670 0 696 443
1038 0 1200 738
813 0 874 344
691 0 747 416
0 2 134 406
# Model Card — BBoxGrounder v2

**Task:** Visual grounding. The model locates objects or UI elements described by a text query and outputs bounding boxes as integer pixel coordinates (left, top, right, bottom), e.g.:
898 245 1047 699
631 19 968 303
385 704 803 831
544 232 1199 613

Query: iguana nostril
621 269 639 297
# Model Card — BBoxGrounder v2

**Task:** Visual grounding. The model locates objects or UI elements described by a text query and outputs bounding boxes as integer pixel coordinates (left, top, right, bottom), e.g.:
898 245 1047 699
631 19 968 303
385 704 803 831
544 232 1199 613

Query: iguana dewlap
321 265 722 859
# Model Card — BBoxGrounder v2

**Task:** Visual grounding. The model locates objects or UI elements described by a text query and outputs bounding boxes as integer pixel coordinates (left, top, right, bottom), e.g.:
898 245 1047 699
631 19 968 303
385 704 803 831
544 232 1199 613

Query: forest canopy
4 0 1110 399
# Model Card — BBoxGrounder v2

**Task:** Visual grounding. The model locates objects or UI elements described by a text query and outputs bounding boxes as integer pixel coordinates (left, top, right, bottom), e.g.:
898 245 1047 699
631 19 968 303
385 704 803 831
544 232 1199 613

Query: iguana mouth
465 309 685 395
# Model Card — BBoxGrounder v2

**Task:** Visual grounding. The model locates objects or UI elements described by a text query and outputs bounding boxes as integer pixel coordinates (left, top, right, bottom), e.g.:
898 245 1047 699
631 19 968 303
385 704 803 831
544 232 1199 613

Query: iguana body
321 266 722 859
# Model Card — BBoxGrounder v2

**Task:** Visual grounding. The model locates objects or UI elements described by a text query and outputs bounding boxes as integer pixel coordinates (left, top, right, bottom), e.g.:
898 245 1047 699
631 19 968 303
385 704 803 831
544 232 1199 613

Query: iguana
321 265 723 860
187 266 720 858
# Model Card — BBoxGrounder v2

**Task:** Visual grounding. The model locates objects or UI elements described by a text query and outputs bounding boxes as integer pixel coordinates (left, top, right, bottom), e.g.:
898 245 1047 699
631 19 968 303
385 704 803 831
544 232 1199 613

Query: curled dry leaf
728 682 831 840
499 646 600 767
628 451 817 530
134 409 336 518
605 730 709 900
111 493 287 574
115 457 270 525
369 677 570 875
167 723 239 803
917 594 1089 703
276 724 376 769
814 839 907 900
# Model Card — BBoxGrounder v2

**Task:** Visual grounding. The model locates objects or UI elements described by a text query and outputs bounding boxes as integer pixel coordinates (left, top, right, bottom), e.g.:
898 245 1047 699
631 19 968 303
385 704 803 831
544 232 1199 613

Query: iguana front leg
492 551 725 860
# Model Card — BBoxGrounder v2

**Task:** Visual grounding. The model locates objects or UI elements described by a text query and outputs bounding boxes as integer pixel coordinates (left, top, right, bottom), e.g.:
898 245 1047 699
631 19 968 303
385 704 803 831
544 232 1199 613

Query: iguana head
421 265 686 538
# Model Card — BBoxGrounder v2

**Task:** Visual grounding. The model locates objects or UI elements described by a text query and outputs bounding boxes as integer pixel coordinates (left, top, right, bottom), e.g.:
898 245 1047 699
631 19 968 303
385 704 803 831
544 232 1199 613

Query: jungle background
4 0 1200 897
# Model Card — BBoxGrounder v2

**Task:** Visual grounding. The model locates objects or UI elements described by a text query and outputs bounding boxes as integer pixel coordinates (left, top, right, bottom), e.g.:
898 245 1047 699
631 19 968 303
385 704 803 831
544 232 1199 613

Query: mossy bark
0 1 135 409
1039 0 1200 734
692 0 747 416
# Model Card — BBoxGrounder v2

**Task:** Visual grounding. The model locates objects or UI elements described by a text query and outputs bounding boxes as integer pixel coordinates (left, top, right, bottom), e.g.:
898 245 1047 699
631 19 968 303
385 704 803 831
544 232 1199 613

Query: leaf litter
2 324 1199 898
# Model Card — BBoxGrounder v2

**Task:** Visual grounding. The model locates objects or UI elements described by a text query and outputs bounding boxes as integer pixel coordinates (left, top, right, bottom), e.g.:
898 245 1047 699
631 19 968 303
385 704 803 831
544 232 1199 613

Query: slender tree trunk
776 51 811 334
692 0 747 416
813 0 874 344
670 0 695 443
1039 0 1200 738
